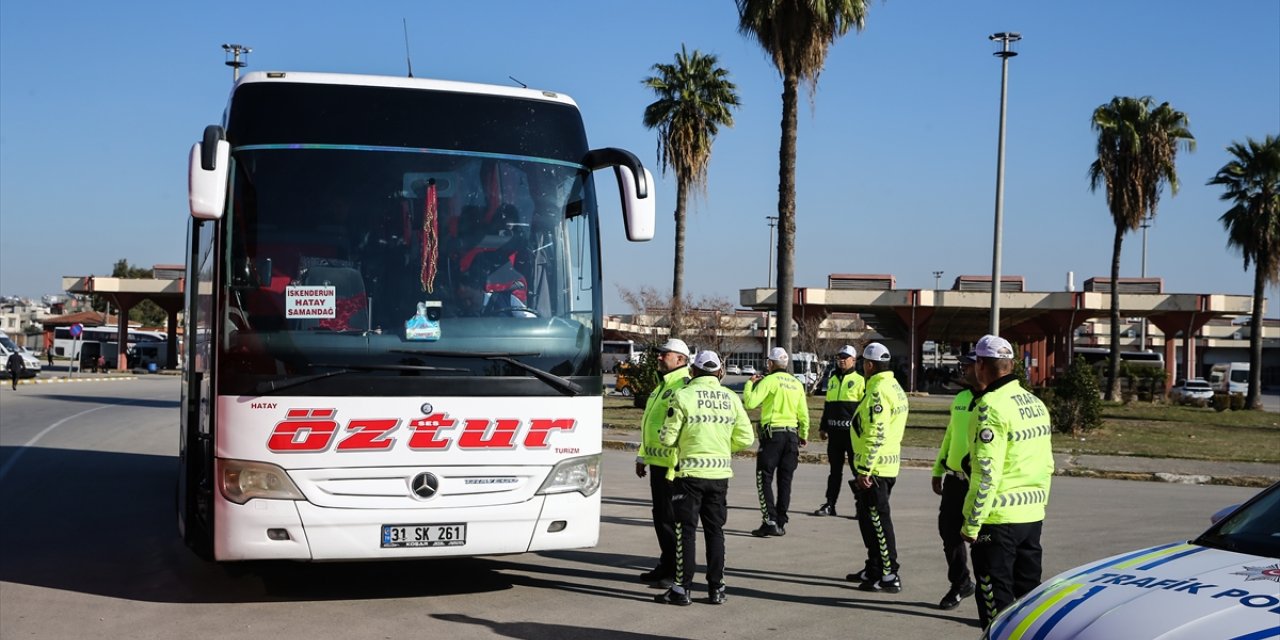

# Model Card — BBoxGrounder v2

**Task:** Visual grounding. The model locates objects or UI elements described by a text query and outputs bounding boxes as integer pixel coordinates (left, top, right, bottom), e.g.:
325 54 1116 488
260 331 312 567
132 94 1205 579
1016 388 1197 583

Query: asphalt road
0 379 1266 640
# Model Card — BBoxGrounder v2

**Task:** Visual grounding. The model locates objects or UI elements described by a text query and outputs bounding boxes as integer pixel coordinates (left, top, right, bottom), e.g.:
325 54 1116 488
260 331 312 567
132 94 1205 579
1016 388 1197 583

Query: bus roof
233 71 580 109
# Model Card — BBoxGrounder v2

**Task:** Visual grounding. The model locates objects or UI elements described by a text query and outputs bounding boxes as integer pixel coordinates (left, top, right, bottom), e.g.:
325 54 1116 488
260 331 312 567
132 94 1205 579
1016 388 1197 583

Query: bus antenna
509 76 527 88
402 19 415 78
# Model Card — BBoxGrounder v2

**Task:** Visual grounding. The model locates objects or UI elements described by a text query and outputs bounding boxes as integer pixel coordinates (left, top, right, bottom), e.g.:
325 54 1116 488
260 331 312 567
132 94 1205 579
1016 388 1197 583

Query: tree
642 46 740 337
1088 96 1194 400
736 0 869 354
617 285 742 356
1208 134 1280 410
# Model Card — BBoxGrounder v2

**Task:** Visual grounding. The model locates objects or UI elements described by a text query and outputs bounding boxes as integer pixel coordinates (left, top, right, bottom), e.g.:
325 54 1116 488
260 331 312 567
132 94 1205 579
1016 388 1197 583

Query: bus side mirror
616 164 655 242
584 147 655 242
189 125 230 220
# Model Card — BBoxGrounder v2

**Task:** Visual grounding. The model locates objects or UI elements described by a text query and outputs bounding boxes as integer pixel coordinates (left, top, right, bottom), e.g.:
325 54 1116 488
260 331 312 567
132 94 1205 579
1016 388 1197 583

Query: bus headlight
536 454 601 497
218 458 306 504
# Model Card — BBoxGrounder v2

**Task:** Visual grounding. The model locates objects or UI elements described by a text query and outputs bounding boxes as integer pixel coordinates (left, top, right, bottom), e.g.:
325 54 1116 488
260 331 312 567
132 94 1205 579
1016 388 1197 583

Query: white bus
180 71 655 562
1073 346 1165 368
52 326 165 367
602 340 639 372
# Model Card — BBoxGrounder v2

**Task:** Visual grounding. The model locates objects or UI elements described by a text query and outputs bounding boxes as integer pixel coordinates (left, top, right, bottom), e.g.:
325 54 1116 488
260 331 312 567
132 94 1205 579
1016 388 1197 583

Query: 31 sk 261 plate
381 523 467 548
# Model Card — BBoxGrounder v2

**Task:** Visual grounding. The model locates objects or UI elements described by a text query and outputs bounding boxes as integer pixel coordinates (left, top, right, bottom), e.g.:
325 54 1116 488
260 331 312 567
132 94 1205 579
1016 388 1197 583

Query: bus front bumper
213 490 601 561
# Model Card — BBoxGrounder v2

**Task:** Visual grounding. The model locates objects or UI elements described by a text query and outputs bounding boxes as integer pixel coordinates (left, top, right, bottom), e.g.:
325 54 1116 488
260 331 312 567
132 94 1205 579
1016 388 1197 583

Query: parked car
0 332 41 378
725 364 742 375
983 481 1280 639
741 365 757 376
1169 378 1214 404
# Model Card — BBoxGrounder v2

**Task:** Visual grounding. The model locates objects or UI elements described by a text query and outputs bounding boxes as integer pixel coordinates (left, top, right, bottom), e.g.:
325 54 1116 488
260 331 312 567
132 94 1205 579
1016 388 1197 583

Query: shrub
1212 394 1230 412
618 346 662 408
1050 357 1103 436
1230 393 1246 411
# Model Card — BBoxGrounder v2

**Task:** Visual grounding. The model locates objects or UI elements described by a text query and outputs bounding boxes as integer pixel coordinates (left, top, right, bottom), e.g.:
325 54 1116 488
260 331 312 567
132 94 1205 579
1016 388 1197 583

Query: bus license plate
381 523 467 548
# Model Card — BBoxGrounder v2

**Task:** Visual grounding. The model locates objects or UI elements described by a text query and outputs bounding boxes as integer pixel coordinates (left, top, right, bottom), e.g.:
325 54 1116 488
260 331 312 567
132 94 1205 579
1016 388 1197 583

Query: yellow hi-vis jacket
659 375 756 480
742 370 810 439
961 375 1054 539
637 366 689 467
853 370 908 478
933 388 976 477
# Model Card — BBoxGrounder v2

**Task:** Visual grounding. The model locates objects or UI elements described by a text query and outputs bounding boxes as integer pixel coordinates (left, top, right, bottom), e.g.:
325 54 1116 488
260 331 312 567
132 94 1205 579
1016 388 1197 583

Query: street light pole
765 216 779 353
933 270 944 290
222 43 252 83
988 32 1020 337
766 216 779 289
1140 215 1151 350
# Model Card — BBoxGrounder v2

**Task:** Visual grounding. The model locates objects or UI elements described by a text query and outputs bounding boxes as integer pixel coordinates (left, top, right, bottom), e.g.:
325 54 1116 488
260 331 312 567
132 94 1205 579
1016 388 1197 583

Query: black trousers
672 477 729 590
823 428 855 506
755 430 799 525
853 475 899 580
9 370 18 389
648 465 677 578
970 520 1044 627
937 474 972 587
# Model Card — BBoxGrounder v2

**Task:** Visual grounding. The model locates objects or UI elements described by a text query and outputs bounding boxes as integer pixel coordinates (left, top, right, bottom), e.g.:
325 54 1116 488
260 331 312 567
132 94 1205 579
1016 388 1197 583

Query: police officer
654 350 756 606
961 334 1054 628
847 342 908 592
931 351 980 609
814 344 864 517
743 347 809 537
635 338 692 588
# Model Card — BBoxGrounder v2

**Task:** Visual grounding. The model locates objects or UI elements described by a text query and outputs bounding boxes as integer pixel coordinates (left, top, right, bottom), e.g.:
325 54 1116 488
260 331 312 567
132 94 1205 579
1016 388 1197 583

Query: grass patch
603 395 1280 463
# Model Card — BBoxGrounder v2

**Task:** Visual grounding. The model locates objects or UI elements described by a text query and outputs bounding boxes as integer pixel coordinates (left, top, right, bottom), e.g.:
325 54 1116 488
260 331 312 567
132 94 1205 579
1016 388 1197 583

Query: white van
0 331 42 377
1209 362 1249 395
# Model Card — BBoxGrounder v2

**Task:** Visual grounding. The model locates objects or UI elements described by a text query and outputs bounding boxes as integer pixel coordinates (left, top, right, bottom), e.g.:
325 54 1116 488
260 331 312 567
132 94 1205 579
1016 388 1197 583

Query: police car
983 481 1280 640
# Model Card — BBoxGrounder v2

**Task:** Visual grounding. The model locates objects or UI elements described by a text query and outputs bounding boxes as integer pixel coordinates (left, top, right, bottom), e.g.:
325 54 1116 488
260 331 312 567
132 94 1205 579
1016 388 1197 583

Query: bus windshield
218 83 602 397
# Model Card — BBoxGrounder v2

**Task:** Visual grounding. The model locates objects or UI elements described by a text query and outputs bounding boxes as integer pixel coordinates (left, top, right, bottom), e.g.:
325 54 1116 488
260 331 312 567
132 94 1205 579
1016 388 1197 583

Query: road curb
10 376 140 386
602 438 1277 489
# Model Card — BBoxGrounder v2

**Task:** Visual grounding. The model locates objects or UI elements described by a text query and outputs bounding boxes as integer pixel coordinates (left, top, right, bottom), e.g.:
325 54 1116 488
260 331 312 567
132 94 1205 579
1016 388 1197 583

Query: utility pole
765 216 779 354
1139 215 1151 350
222 43 252 83
987 32 1020 336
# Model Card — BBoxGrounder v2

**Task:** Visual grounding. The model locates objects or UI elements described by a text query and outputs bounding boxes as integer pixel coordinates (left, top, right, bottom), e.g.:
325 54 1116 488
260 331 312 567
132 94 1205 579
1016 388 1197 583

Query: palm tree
1088 96 1194 400
1208 134 1280 410
642 45 740 337
736 0 869 354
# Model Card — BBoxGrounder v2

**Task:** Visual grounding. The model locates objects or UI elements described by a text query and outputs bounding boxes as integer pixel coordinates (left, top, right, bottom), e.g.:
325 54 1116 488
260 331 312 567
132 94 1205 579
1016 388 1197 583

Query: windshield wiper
254 363 468 396
390 350 583 397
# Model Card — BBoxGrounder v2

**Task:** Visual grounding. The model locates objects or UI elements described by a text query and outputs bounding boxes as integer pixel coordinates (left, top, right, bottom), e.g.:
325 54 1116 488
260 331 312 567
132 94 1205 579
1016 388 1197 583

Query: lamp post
933 270 944 290
765 216 779 352
987 32 1020 336
222 43 252 83
1139 215 1151 350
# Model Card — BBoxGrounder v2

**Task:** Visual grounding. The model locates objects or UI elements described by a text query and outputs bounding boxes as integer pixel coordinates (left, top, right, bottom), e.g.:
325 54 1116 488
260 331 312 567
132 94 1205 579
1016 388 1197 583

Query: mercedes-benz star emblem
411 472 440 499
420 402 434 415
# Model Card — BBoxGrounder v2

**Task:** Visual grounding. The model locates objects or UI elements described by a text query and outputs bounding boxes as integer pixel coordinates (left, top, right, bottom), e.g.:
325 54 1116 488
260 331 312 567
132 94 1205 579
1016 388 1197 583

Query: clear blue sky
2 1 1278 316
